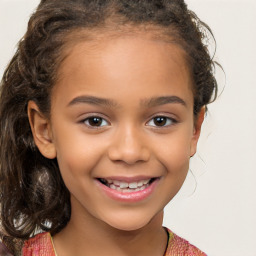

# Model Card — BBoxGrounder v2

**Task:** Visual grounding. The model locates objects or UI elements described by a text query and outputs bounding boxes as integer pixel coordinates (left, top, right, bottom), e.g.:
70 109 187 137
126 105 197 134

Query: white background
0 1 256 255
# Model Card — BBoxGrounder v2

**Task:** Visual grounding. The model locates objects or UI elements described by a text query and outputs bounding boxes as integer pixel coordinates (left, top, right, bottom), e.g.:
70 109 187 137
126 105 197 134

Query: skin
28 34 204 256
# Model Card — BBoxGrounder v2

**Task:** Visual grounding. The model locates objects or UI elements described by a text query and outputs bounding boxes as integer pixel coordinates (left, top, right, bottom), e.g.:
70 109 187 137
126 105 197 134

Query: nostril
108 145 150 164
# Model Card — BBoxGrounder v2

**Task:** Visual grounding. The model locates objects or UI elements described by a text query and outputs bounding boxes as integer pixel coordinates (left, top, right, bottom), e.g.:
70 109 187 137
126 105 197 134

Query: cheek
53 127 106 179
156 129 193 175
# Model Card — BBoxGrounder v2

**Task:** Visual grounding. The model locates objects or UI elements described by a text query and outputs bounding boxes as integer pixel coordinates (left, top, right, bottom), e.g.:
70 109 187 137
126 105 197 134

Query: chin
102 211 155 232
110 221 149 232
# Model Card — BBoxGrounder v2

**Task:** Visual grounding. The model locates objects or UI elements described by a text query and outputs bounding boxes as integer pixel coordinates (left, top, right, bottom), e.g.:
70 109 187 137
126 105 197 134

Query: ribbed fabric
22 228 206 256
22 232 55 256
165 228 206 256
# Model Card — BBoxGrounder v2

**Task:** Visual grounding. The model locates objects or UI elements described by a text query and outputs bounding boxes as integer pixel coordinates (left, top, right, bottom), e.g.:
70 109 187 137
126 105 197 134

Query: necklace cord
50 228 170 256
51 236 58 256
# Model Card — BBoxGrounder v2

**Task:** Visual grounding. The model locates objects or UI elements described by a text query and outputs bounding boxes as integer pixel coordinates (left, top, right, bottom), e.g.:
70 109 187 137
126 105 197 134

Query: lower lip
95 178 160 203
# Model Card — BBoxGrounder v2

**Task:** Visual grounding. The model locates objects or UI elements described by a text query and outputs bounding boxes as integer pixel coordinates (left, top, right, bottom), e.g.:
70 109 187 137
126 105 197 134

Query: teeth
101 178 154 191
119 182 129 189
129 182 138 189
137 181 143 187
113 180 120 186
143 179 150 185
110 184 116 189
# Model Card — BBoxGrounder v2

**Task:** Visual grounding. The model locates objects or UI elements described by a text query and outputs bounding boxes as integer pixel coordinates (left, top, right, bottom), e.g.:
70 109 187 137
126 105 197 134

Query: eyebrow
68 95 119 108
141 96 187 108
68 95 186 108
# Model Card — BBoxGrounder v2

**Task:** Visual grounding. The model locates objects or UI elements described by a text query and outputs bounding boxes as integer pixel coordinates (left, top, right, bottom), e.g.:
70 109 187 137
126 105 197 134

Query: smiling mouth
97 178 157 193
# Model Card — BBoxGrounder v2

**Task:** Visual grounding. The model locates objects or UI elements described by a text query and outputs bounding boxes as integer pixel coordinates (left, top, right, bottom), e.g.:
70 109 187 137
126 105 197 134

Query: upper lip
96 176 158 183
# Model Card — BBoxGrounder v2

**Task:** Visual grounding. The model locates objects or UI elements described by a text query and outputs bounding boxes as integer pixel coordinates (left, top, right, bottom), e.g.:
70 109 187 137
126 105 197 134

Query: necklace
51 237 59 256
50 228 170 256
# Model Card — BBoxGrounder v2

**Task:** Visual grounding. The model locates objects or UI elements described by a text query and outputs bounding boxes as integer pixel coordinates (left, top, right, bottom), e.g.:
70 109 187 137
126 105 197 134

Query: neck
53 199 168 256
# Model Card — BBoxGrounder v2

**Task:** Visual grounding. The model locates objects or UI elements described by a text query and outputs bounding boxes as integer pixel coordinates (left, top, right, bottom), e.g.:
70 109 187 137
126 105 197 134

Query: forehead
58 28 191 78
53 34 193 108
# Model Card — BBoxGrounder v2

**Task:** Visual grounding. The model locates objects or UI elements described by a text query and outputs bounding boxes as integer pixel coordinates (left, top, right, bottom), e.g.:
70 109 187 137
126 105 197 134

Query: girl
0 0 218 255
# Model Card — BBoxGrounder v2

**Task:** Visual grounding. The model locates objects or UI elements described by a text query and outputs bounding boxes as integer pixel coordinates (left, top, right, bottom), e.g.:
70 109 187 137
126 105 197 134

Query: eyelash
82 116 110 128
81 115 177 129
146 116 177 128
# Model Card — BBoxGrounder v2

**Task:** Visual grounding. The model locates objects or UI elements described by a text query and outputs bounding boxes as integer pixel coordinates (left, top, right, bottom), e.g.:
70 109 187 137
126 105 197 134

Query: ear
190 107 205 157
27 101 57 159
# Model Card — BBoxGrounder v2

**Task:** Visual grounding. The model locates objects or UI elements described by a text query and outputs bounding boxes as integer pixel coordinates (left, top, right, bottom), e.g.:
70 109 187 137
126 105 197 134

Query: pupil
89 117 102 126
154 117 166 126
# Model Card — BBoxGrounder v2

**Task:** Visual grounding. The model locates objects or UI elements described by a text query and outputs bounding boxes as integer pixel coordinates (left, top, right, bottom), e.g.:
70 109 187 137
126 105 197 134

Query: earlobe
190 107 205 157
27 101 56 159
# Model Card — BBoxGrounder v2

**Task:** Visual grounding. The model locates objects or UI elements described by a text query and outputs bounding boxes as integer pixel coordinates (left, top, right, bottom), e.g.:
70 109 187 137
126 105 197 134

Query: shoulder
22 232 55 256
165 228 207 256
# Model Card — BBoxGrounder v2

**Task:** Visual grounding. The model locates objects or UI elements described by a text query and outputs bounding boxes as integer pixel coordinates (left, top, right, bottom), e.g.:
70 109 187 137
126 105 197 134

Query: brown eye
84 117 108 127
153 117 167 126
147 116 176 127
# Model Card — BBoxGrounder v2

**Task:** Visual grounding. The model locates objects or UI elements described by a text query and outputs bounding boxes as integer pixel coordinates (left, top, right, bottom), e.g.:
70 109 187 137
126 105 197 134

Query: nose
108 125 150 165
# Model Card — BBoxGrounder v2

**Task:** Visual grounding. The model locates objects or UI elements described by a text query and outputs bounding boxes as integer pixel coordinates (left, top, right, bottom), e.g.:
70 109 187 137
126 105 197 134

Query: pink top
22 228 206 256
165 230 206 256
22 232 55 256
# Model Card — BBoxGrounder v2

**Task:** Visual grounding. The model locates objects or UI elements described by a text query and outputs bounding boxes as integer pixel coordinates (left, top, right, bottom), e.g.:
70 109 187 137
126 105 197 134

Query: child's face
31 35 203 231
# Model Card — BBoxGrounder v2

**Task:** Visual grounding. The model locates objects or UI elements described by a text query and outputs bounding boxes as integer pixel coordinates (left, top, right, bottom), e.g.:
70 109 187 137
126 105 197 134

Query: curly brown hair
0 0 218 253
